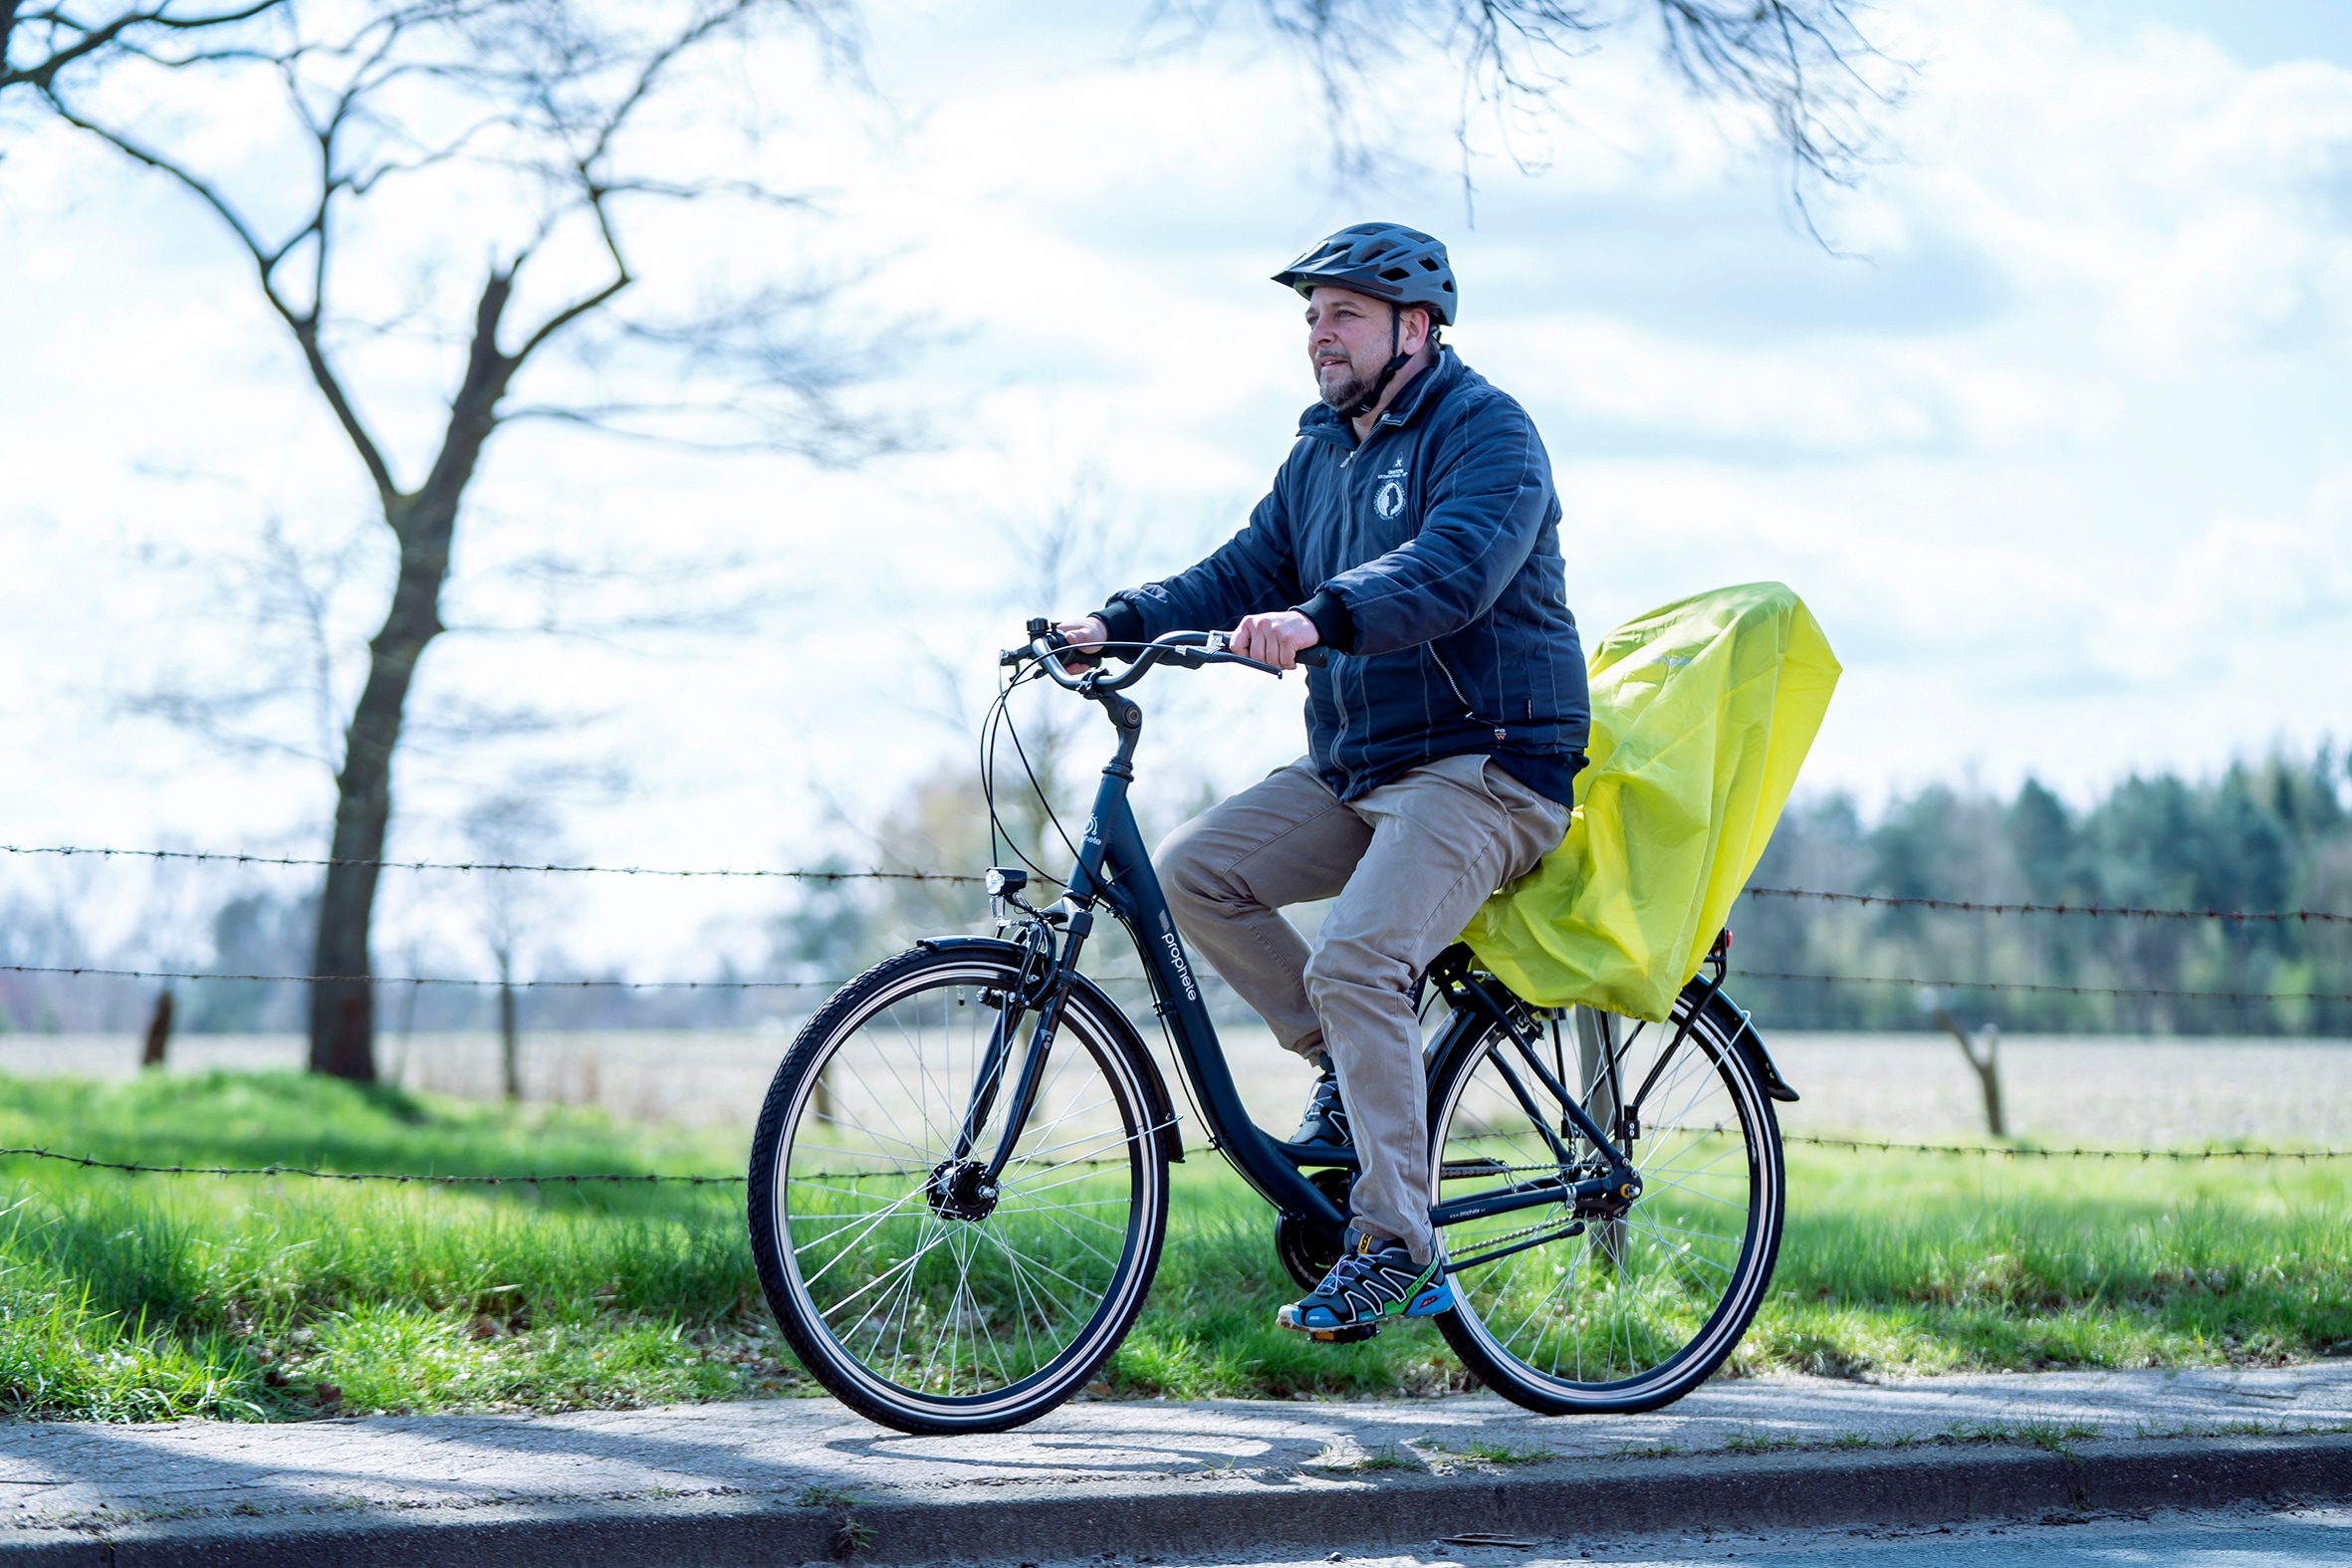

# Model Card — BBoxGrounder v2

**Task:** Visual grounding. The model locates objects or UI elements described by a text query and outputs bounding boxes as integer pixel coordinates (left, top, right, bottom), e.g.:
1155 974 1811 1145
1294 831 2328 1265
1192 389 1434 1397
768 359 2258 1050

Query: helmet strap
1347 306 1417 419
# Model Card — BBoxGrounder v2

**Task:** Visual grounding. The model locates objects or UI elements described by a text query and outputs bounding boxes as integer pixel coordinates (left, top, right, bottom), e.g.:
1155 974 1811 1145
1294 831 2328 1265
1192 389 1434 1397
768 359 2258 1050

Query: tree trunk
140 988 173 1069
498 951 520 1102
307 272 518 1080
308 558 439 1080
1934 1008 2005 1138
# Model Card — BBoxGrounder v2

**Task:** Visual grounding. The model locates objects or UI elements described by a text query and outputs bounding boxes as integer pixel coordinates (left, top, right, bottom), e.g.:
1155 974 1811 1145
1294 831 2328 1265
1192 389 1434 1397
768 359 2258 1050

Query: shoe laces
1319 1244 1390 1292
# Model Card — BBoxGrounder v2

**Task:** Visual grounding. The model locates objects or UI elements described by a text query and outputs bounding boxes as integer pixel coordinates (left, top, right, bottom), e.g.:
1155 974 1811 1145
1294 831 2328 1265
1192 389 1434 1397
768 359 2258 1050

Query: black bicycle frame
1046 691 1353 1235
970 640 1640 1247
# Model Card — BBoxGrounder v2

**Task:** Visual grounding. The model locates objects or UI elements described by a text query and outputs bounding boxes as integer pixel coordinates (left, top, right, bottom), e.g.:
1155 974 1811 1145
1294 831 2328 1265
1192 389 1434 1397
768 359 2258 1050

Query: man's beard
1317 357 1373 412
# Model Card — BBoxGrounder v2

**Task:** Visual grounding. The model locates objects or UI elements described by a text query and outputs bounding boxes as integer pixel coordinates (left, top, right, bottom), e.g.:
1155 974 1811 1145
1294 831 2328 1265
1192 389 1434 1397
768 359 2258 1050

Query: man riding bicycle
1057 222 1591 1338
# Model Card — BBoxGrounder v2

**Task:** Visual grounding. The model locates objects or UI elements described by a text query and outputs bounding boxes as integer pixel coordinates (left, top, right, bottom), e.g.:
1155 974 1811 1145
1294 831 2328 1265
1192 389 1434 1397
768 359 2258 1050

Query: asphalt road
1103 1504 2352 1566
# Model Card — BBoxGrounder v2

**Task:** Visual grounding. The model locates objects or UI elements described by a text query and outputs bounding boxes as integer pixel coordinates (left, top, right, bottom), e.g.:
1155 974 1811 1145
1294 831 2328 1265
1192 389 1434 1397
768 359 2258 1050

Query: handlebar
1002 627 1327 694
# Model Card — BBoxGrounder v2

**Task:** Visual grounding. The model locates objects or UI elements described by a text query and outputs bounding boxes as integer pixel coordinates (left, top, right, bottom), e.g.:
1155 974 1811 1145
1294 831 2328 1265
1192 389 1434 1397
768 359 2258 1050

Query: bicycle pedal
1308 1323 1382 1344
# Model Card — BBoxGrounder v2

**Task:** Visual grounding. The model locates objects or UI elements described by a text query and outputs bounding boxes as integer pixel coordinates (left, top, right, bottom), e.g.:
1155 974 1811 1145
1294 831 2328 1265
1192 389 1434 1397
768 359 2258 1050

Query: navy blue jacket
1097 348 1589 804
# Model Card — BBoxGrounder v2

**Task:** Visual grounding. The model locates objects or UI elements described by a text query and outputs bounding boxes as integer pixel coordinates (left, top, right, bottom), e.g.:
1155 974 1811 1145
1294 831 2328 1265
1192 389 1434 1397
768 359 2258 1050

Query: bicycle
747 621 1801 1435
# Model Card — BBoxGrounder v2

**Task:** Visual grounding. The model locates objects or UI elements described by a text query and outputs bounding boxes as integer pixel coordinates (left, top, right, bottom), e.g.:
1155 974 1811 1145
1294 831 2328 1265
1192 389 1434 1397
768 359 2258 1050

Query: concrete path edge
6 1433 2348 1568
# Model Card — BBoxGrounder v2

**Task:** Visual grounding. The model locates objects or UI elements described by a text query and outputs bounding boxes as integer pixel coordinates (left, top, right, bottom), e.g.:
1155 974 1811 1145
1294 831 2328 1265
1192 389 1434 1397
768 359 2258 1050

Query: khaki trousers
1156 754 1570 1264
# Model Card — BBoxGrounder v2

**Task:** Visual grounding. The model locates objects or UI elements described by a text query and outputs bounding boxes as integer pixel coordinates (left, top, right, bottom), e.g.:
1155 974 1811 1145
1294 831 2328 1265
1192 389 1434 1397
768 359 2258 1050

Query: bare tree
460 791 566 1103
1932 1002 2004 1139
1151 0 1898 226
21 0 896 1080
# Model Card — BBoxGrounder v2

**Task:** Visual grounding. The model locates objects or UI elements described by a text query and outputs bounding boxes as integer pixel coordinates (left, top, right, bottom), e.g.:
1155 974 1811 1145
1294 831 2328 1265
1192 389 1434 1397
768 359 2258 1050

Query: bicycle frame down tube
1066 763 1348 1235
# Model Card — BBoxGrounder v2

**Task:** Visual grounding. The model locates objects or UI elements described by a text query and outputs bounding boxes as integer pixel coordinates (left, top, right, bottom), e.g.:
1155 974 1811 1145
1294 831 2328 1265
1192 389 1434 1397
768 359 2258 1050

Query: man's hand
1230 609 1321 671
1054 616 1108 671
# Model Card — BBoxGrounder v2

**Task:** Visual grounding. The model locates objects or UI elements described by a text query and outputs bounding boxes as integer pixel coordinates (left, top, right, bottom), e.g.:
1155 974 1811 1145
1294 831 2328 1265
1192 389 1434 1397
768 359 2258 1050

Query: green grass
0 1070 767 1421
1 1069 2348 1421
1730 1146 2352 1381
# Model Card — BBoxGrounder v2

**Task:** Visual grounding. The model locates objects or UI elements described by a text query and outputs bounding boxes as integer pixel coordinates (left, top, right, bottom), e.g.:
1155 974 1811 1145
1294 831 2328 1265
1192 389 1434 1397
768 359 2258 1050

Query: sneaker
1291 1060 1350 1148
1278 1232 1452 1337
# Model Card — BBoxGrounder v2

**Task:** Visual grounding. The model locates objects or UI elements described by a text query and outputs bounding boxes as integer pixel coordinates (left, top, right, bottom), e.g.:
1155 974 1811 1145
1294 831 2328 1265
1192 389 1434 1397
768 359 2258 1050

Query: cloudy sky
2 0 2348 971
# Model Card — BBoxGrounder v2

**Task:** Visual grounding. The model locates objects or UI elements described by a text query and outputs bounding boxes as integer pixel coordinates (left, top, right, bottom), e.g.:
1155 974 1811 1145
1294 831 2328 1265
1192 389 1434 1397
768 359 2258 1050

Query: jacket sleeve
1100 465 1305 642
1317 401 1551 658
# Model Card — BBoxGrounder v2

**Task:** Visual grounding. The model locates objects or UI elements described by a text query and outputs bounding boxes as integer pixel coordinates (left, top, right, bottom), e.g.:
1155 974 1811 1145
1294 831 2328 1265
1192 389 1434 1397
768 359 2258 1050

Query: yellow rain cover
1461 581 1840 1019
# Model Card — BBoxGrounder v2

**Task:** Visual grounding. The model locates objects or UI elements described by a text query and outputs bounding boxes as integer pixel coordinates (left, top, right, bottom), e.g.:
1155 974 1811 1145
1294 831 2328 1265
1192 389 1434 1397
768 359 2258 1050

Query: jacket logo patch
1373 479 1406 520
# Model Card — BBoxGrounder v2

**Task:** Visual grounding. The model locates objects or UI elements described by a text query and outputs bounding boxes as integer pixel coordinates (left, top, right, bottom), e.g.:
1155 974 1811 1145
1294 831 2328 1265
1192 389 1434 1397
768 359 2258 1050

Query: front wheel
747 943 1170 1434
1428 980 1784 1413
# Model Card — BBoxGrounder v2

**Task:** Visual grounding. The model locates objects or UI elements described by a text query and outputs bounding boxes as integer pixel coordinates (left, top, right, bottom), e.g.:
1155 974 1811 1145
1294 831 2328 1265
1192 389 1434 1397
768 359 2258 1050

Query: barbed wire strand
0 964 1154 991
0 1140 2338 1185
10 844 2348 927
1736 970 2352 1006
1745 886 2351 927
0 843 981 885
1786 1135 2351 1162
0 962 2330 1006
0 1149 1139 1184
0 1147 744 1184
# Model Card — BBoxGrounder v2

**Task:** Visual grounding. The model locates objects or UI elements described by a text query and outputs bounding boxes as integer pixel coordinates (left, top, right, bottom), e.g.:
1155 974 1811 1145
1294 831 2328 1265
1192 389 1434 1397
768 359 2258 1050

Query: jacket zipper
1330 450 1356 786
1428 643 1510 744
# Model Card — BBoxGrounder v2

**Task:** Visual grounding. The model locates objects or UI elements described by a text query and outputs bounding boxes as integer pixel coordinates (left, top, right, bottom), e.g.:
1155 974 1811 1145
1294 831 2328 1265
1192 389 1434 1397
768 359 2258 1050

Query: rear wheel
747 944 1169 1434
1428 981 1783 1413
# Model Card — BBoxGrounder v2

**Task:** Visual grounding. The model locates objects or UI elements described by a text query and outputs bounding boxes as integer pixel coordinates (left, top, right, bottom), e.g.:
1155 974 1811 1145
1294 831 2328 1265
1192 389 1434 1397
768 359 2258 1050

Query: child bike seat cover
1462 581 1840 1020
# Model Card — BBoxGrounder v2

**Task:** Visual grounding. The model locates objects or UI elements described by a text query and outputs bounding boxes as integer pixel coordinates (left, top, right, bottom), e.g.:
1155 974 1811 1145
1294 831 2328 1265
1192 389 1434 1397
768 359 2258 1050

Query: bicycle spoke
758 954 1161 1418
793 1188 930 1290
1434 997 1777 1406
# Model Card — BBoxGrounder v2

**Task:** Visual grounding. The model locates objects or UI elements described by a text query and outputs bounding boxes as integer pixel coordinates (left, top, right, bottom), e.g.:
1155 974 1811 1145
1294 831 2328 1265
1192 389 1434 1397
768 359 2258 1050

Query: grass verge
2 1070 2348 1419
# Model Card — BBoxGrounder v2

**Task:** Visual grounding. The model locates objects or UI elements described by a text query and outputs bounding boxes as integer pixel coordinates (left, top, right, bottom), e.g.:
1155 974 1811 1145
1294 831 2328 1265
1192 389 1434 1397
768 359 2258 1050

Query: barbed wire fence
0 842 982 883
2 839 2349 1181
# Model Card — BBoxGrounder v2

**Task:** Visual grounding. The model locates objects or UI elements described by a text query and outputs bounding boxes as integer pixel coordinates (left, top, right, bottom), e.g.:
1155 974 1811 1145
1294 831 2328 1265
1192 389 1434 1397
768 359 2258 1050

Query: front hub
925 1160 1000 1223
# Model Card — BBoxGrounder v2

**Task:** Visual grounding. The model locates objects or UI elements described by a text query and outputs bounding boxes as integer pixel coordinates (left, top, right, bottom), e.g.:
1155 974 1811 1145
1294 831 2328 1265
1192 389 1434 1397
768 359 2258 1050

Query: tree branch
1 0 280 94
500 2 775 368
39 91 405 503
1147 0 1898 235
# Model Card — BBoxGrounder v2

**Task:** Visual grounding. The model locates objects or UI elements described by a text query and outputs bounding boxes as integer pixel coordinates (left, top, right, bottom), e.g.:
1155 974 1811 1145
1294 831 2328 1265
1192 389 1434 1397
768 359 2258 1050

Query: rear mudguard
1714 990 1799 1103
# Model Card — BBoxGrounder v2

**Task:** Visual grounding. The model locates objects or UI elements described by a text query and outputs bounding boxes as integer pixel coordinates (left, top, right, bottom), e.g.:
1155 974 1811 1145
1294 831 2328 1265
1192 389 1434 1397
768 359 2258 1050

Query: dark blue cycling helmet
1274 222 1457 326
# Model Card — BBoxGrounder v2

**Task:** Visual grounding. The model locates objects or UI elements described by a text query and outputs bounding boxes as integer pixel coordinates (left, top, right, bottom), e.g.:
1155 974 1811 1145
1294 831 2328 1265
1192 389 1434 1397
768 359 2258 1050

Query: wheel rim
770 962 1158 1411
1434 1003 1771 1393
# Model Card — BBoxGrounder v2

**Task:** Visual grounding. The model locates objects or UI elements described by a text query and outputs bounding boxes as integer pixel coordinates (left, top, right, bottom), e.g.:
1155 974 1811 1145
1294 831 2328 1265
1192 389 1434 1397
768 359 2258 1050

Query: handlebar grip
1294 646 1329 669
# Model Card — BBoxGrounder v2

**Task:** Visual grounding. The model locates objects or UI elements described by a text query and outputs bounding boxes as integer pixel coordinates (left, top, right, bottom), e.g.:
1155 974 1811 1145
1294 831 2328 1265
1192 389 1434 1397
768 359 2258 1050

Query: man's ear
1405 306 1434 356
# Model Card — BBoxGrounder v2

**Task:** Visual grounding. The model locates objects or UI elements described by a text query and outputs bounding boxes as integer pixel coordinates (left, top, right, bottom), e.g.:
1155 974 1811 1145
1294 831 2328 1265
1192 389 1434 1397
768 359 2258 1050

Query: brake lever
1203 632 1329 675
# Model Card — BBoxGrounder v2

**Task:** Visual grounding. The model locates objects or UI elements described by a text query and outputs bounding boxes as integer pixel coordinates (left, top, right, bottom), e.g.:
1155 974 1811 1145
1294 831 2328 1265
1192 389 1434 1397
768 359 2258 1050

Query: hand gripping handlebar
1003 623 1327 693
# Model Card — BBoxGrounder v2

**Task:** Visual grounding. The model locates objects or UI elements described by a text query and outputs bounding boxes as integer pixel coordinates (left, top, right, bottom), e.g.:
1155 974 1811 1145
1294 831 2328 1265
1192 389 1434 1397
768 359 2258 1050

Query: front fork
948 899 1094 1188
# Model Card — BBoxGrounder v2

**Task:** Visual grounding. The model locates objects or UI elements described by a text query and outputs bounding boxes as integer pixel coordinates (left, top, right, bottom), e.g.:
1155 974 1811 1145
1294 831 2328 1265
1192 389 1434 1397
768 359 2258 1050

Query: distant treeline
5 750 2346 1038
1733 750 2352 1036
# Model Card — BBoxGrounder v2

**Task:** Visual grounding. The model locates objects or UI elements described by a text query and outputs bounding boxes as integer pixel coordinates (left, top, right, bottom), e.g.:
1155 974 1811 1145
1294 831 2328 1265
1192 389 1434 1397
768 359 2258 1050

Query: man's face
1305 284 1414 412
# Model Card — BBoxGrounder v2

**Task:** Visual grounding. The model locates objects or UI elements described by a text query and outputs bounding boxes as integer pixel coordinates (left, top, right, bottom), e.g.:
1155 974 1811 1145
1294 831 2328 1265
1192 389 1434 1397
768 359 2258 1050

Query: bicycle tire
1427 980 1784 1414
747 943 1170 1434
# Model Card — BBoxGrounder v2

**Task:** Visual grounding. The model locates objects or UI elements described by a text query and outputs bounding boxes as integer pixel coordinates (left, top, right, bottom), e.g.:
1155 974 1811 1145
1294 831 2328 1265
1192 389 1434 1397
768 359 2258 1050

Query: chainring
1273 1166 1354 1292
